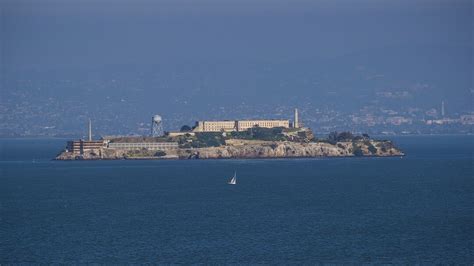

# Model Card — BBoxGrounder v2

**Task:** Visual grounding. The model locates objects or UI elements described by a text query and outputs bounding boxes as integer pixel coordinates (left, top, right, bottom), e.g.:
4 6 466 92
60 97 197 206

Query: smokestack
294 108 299 128
88 118 92 141
441 101 445 117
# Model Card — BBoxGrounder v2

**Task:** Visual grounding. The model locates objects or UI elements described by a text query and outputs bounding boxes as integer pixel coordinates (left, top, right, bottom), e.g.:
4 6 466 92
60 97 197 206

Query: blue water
1 136 473 263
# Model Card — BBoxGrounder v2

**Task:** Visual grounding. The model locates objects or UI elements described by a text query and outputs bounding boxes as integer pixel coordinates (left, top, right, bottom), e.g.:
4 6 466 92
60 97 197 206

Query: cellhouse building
193 109 300 132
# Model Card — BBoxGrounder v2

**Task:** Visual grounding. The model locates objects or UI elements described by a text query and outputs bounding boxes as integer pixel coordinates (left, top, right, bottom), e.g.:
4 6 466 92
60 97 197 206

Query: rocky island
55 127 404 160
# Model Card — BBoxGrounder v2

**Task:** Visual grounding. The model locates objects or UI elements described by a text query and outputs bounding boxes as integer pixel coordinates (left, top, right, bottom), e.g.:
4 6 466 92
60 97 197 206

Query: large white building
193 109 300 132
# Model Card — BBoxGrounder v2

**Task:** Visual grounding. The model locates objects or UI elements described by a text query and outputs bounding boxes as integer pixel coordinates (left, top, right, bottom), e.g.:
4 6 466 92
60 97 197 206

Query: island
55 126 404 160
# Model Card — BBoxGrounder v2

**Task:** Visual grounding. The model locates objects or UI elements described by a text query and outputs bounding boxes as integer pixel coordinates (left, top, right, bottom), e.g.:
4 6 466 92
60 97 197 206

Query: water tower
151 115 164 137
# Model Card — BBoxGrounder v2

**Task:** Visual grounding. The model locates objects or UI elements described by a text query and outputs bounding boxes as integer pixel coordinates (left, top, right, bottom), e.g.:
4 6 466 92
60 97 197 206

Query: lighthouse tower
88 118 92 141
294 108 299 128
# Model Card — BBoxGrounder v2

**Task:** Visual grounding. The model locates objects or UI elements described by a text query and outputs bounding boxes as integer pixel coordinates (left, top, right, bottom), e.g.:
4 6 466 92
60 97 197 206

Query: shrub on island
154 150 166 157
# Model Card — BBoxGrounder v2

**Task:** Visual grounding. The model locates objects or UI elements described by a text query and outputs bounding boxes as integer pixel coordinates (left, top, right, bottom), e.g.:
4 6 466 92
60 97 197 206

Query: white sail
228 172 237 185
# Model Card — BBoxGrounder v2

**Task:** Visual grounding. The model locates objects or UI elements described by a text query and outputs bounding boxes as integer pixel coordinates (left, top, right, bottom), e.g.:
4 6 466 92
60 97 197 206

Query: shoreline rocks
55 140 404 160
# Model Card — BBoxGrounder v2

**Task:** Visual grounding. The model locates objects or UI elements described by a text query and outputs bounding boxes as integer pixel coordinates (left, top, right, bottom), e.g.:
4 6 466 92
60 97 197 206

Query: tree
328 132 338 144
367 144 377 154
336 132 354 141
194 132 225 147
353 147 364 157
155 150 166 157
180 125 192 132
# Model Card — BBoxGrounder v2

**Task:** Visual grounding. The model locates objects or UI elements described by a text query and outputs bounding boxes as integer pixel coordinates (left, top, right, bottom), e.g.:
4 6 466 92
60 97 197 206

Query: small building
67 140 106 154
167 131 196 137
107 142 178 150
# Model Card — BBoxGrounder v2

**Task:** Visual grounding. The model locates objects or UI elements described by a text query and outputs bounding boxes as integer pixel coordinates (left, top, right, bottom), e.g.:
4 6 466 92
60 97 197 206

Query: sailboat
228 172 237 185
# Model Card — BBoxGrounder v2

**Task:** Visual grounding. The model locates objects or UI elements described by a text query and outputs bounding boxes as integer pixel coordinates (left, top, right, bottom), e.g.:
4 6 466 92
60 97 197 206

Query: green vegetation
352 143 364 157
173 133 219 148
180 125 192 132
365 141 378 154
353 148 364 157
229 126 288 141
297 130 314 141
323 131 372 144
109 130 380 154
329 131 354 142
123 149 167 158
125 148 155 157
377 141 394 153
189 132 225 148
196 132 225 147
154 150 166 157
170 126 317 148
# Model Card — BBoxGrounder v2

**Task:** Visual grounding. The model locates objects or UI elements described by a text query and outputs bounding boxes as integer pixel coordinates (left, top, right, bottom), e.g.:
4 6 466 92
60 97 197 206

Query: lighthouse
88 118 92 141
294 108 299 128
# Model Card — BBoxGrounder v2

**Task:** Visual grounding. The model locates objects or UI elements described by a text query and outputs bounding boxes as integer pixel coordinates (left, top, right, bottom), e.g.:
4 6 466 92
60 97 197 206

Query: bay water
1 136 472 263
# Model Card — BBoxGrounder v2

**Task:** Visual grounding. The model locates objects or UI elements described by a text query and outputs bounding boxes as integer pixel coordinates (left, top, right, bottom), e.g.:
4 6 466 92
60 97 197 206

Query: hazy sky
1 0 472 135
2 0 472 70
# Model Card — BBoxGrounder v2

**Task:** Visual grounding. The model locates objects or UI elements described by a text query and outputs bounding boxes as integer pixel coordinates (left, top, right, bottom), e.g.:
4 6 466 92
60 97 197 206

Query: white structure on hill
193 108 301 132
151 115 164 137
294 108 299 128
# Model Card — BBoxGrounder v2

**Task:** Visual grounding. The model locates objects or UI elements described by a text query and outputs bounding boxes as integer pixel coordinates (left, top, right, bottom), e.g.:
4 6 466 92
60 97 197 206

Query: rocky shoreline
55 139 404 160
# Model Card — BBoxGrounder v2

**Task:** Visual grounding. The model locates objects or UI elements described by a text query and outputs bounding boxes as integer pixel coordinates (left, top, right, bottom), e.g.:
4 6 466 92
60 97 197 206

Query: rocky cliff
176 140 402 159
55 139 403 160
